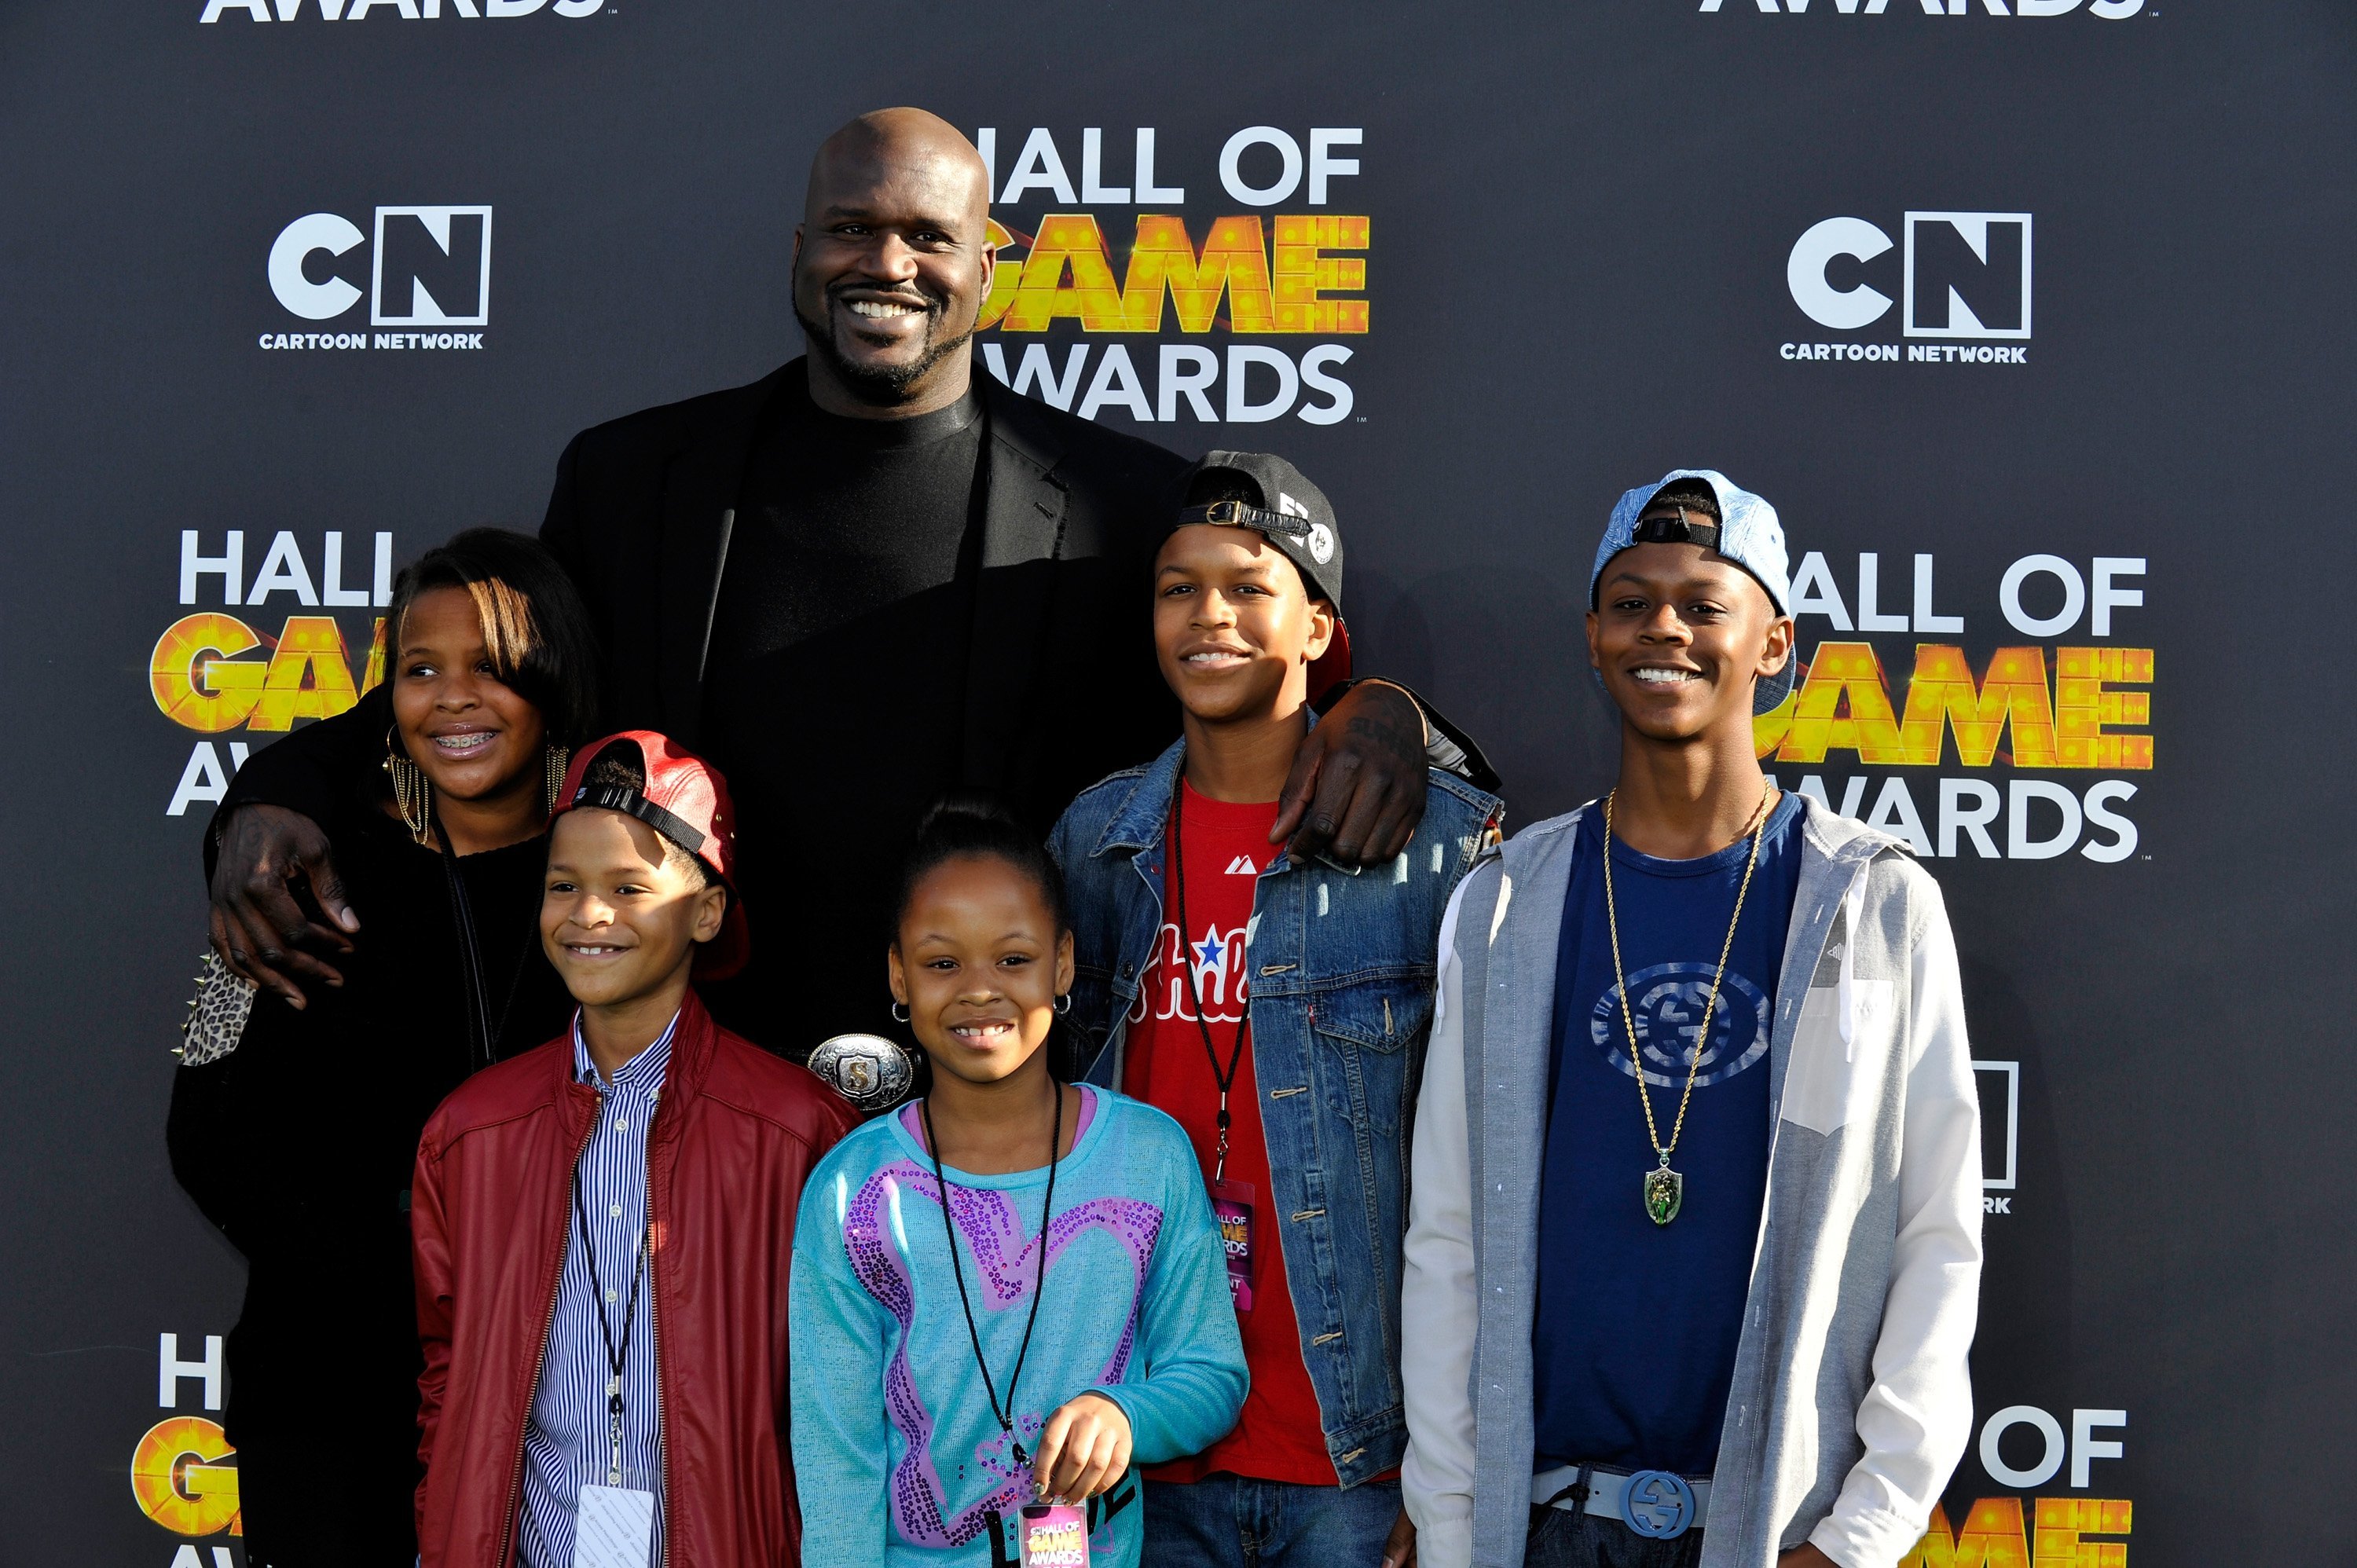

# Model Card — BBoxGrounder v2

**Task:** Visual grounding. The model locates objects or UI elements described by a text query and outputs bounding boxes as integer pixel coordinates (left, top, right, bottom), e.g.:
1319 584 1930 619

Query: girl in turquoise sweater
791 797 1248 1567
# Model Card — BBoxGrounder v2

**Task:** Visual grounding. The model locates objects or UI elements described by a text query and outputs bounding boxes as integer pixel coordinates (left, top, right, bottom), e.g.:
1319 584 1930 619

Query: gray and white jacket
1399 798 1982 1568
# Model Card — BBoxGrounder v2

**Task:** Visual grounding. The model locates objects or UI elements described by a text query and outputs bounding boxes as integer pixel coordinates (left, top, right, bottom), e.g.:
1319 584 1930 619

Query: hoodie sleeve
1087 1118 1248 1464
788 1154 896 1568
1810 872 1985 1568
1400 876 1480 1568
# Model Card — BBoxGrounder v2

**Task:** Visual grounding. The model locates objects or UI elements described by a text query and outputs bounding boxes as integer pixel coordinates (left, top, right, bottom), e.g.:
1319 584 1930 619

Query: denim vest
1047 737 1502 1486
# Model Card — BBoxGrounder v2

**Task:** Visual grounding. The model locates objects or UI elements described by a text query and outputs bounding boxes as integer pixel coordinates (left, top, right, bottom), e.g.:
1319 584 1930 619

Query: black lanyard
1168 782 1252 1184
572 1082 651 1489
921 1081 1063 1470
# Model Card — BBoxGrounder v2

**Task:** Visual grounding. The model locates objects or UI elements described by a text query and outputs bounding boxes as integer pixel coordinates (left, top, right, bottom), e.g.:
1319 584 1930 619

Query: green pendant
1643 1164 1684 1225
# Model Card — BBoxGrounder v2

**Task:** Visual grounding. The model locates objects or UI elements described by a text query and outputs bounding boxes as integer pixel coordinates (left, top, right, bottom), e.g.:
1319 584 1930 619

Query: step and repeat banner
3 3 2350 1565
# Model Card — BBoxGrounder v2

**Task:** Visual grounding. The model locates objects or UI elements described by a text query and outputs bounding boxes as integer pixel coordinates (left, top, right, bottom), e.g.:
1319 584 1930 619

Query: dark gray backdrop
5 2 2349 1563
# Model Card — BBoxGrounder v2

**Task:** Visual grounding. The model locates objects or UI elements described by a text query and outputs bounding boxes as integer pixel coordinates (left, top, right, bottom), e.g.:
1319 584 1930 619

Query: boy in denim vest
1050 453 1503 1568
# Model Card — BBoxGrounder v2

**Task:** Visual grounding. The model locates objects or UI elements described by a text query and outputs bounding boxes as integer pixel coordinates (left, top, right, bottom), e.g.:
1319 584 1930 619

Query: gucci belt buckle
1621 1469 1695 1540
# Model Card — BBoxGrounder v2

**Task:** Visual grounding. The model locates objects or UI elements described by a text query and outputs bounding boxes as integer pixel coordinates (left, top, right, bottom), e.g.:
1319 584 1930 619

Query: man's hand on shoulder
1779 1544 1839 1568
209 804 359 1009
1272 680 1428 866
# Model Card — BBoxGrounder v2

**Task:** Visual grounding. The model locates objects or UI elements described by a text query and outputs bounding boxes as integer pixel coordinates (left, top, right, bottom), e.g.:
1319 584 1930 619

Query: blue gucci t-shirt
1531 791 1804 1477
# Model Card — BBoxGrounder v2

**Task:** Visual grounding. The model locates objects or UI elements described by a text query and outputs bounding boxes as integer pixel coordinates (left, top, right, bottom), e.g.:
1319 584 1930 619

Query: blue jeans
1523 1507 1706 1568
1142 1475 1402 1568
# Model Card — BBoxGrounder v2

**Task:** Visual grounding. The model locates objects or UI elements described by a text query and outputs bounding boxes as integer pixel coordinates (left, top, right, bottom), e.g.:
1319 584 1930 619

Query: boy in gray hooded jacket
1399 471 1981 1568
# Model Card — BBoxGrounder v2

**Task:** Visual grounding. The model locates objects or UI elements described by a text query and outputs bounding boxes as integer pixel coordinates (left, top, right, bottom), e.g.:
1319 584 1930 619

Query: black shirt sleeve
1314 677 1502 795
204 683 394 886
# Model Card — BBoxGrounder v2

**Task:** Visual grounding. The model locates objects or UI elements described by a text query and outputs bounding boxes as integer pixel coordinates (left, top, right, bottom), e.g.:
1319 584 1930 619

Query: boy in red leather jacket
412 731 853 1568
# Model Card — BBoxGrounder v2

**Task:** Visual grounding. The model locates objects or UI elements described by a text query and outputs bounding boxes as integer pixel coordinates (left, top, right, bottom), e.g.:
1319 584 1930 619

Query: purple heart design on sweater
840 1159 1164 1549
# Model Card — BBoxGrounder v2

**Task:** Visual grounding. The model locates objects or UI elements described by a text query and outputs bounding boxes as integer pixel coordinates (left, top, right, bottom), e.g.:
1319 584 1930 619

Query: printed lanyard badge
1211 1179 1255 1311
1017 1501 1091 1568
574 1482 654 1568
1170 785 1255 1315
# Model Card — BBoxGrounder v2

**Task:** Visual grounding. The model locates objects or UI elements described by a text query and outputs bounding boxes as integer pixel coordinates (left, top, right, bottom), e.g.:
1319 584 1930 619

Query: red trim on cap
551 731 751 981
1307 616 1354 705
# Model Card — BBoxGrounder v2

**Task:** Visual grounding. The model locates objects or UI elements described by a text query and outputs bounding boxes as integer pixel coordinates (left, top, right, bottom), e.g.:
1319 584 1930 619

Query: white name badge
573 1484 656 1568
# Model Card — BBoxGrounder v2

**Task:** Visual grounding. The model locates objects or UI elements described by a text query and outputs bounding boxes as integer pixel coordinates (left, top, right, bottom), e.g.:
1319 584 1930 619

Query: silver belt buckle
806 1032 914 1110
1621 1470 1696 1540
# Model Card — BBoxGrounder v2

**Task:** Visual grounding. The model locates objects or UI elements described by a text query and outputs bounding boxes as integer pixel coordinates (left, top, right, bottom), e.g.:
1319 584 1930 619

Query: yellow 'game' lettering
1758 643 2153 770
2033 1497 2132 1568
1897 646 2061 768
981 214 1370 335
1776 641 1908 765
150 613 266 733
247 615 360 732
999 213 1132 332
1897 1498 2030 1568
1120 214 1277 333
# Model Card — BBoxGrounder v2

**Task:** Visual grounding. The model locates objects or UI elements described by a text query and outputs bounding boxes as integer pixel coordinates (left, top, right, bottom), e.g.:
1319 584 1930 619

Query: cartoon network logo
262 207 490 351
1781 212 2029 367
1702 0 2142 16
203 0 598 20
1976 1060 2018 1213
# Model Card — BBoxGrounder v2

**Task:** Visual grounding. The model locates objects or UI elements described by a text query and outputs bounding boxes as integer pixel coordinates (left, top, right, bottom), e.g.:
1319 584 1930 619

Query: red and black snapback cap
551 730 750 980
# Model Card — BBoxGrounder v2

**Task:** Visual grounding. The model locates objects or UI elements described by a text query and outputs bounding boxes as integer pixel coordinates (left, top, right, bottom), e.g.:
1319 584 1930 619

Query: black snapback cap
1170 450 1343 609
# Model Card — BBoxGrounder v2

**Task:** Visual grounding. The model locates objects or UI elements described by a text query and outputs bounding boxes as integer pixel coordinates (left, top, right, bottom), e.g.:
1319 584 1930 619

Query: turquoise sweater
790 1086 1248 1567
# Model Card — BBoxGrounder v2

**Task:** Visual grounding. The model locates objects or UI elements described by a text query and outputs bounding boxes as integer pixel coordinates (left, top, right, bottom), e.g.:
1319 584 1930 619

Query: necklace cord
922 1073 1064 1475
1603 787 1772 1163
440 848 534 1070
1169 781 1252 1184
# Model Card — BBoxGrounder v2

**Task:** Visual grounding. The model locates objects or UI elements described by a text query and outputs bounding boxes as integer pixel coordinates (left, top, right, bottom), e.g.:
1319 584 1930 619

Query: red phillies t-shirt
1124 783 1337 1486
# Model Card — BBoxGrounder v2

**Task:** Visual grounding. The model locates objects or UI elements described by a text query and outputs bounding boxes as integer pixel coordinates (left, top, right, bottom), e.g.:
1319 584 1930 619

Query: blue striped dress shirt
517 1011 676 1568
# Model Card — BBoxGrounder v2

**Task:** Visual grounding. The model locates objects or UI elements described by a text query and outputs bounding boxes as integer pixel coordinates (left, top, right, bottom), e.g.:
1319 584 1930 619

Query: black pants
1524 1507 1707 1568
225 1262 423 1568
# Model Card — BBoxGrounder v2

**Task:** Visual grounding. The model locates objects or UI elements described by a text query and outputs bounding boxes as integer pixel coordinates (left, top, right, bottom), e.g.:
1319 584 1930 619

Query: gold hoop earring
544 744 571 815
383 727 432 846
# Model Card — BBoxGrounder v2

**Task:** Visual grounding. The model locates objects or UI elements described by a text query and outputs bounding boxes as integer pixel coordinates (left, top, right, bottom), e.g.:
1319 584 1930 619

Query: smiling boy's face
1585 518 1793 746
1153 524 1337 725
541 808 728 1009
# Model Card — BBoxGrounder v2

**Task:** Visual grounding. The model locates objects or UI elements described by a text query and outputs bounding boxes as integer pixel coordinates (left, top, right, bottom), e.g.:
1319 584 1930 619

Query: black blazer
219 359 1192 839
545 358 1193 826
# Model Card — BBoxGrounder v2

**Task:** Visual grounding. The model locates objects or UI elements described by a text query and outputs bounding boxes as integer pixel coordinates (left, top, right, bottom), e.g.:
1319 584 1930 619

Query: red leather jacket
411 991 853 1568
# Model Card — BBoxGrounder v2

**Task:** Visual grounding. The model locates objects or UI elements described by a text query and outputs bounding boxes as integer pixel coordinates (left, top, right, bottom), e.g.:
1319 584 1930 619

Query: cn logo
267 207 493 326
1787 212 2030 340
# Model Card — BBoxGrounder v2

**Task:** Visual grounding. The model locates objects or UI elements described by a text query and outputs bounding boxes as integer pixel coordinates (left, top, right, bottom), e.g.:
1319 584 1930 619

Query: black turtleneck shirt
696 374 988 1051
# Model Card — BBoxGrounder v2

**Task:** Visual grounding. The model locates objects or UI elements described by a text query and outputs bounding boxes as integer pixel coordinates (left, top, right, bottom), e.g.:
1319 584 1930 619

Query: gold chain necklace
1602 786 1772 1225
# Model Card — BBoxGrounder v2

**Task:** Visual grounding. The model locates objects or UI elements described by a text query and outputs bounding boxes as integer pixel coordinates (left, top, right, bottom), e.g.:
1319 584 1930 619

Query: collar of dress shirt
569 1009 681 1093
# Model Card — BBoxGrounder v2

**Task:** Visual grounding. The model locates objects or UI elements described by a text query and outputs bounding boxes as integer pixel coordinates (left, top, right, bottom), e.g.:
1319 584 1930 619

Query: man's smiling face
1586 518 1793 745
790 109 995 412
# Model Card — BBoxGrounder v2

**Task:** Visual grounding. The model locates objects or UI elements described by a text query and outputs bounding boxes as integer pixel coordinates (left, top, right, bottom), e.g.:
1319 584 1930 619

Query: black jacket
220 360 1193 841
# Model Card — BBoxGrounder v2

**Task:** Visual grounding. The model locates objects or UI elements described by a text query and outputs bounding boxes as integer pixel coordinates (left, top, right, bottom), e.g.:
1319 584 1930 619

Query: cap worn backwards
1590 468 1796 716
1167 449 1353 700
1171 449 1344 610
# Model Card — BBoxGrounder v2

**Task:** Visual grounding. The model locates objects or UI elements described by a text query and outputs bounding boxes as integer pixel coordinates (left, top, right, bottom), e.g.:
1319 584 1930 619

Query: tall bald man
207 110 1486 1053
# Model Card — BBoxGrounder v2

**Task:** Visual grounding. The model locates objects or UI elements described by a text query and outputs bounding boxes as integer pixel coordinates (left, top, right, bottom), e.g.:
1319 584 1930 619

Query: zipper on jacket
494 1103 599 1568
647 1086 671 1568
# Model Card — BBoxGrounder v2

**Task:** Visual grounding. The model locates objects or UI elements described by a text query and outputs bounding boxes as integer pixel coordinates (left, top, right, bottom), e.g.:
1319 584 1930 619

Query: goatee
795 300 973 408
